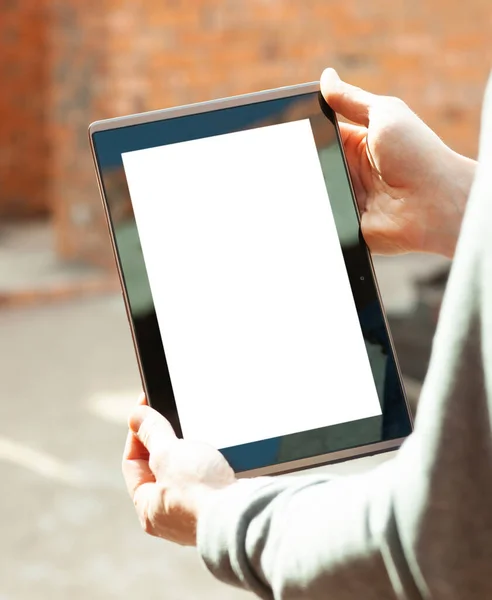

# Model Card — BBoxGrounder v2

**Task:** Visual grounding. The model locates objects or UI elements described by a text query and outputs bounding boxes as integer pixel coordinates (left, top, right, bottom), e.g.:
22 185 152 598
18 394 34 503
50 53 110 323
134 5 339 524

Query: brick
0 0 490 268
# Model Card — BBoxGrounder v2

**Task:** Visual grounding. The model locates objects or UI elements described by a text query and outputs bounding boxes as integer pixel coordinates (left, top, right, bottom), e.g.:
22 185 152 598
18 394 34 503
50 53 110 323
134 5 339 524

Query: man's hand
322 68 477 258
122 395 236 546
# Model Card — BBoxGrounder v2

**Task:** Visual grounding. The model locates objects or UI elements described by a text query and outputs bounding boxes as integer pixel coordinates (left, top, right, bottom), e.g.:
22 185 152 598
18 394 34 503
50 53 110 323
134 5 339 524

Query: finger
338 121 367 147
337 122 370 212
133 481 162 536
129 405 178 456
137 392 148 406
123 428 149 462
122 429 155 498
321 68 375 127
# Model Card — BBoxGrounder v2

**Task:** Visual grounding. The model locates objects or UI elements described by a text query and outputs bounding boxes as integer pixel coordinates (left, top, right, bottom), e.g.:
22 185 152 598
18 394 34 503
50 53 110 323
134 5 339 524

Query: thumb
320 68 375 126
129 405 177 455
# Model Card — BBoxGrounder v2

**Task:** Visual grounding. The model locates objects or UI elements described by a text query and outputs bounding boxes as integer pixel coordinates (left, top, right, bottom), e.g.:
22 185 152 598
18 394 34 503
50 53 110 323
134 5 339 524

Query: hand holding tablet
90 80 413 476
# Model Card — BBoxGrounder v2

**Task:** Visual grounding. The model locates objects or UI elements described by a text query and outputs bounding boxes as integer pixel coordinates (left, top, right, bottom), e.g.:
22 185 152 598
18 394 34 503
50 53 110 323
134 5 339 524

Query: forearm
197 464 411 600
195 72 492 600
195 133 487 599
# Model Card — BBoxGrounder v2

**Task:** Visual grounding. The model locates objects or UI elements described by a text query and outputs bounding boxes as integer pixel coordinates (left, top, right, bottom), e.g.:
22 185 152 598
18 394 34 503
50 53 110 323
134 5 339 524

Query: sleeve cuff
196 473 335 596
197 477 273 591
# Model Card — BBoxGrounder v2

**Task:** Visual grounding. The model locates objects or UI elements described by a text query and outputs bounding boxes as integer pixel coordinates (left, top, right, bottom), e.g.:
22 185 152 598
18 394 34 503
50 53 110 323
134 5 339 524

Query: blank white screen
122 119 382 449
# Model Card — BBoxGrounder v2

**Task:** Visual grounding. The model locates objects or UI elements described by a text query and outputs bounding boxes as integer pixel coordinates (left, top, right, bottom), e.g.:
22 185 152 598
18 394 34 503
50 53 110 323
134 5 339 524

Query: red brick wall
49 1 110 263
1 0 491 264
0 0 50 218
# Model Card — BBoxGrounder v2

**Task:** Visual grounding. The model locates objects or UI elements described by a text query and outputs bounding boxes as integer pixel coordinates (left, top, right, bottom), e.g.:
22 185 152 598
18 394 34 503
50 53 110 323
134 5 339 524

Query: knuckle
382 95 407 110
136 500 155 536
148 451 165 474
140 417 158 447
137 486 168 538
375 96 410 125
142 515 155 536
372 96 413 143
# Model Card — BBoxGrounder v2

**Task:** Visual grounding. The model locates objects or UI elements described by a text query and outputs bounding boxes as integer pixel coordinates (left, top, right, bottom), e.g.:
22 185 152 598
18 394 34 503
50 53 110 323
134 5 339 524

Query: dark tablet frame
89 82 413 476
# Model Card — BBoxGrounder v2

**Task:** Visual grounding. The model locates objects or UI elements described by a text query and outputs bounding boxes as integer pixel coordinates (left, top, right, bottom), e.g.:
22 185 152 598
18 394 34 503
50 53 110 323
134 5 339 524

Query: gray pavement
0 251 448 599
0 296 252 600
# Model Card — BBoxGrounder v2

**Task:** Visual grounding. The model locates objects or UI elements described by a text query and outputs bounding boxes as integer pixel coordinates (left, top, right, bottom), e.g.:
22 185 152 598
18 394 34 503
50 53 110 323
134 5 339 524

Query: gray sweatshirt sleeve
197 73 492 600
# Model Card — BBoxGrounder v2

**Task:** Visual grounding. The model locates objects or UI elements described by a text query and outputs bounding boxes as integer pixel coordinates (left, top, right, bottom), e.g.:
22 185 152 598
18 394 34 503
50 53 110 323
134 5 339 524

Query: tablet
89 82 413 477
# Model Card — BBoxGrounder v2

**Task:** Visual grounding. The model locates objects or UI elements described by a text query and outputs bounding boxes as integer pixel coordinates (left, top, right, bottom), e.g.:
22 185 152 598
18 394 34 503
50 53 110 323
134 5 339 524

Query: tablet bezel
89 82 413 477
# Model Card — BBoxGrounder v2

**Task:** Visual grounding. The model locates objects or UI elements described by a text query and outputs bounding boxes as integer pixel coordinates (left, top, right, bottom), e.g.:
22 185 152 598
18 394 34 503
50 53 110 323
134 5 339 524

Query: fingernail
325 67 340 83
321 68 341 95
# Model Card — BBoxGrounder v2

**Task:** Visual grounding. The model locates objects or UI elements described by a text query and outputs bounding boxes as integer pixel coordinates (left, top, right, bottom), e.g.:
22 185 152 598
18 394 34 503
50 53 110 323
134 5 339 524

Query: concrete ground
0 248 449 599
0 294 253 600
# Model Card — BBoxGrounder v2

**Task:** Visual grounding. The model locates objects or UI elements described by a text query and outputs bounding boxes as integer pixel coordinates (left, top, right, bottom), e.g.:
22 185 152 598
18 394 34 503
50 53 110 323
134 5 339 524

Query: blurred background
0 1 491 598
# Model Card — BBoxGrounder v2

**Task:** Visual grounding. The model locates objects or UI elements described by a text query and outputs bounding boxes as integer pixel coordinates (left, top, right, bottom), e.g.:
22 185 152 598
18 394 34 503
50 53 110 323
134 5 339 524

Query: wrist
421 151 477 258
